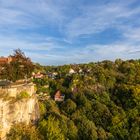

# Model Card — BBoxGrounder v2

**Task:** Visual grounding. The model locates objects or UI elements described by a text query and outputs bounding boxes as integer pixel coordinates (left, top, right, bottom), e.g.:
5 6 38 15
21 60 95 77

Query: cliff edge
0 83 40 139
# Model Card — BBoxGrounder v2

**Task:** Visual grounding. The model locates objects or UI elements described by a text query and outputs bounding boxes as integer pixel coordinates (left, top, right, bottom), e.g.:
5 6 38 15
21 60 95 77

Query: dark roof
0 80 11 87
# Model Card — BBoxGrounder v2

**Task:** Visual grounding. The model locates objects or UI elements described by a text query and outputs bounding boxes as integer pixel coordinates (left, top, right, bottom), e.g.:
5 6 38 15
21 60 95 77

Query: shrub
16 91 30 100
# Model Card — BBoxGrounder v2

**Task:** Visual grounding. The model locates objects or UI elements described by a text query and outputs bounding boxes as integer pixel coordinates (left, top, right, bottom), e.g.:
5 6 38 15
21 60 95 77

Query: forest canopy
4 53 140 140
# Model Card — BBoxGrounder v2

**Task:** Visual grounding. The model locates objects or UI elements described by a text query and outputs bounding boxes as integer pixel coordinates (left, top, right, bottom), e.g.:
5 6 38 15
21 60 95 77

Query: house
46 72 58 79
79 69 83 73
54 90 65 102
52 72 58 76
32 72 44 79
34 74 44 79
0 56 12 65
69 68 76 74
51 72 58 79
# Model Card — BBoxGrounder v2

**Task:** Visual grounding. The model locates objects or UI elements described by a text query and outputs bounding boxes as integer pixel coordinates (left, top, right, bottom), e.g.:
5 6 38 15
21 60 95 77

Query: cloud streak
0 0 140 65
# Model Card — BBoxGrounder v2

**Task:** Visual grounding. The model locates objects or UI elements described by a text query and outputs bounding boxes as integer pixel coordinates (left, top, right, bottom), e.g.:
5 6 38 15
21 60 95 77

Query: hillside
7 59 140 140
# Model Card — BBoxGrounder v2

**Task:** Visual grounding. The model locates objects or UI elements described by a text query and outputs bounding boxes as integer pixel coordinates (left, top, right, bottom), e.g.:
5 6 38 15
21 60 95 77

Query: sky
0 0 140 65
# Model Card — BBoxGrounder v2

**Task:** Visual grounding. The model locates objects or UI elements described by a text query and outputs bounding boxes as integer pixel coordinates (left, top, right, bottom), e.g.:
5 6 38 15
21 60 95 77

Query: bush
16 91 30 100
7 123 41 140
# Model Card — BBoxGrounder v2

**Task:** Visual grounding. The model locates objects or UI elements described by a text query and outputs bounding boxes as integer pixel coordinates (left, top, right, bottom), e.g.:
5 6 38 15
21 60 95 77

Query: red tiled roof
55 90 61 97
0 56 12 65
0 57 8 64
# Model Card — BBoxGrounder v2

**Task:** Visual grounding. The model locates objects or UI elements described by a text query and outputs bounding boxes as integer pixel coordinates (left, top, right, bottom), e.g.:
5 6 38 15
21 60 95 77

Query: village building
79 69 83 73
46 72 58 79
52 72 58 76
32 72 44 79
0 56 12 65
69 68 76 74
54 90 65 102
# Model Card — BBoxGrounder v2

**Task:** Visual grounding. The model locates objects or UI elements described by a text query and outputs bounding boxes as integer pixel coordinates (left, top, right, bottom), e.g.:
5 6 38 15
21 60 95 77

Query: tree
61 99 77 115
31 59 140 140
76 118 98 140
2 49 34 81
67 120 78 140
97 127 108 140
129 118 140 140
7 123 41 140
38 116 65 140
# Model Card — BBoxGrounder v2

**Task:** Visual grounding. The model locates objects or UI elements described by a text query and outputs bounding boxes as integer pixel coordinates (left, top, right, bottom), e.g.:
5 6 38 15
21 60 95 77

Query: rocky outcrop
0 83 40 140
0 83 35 98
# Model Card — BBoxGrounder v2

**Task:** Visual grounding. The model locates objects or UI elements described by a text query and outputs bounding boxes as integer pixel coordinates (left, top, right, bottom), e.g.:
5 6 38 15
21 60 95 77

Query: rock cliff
0 83 40 139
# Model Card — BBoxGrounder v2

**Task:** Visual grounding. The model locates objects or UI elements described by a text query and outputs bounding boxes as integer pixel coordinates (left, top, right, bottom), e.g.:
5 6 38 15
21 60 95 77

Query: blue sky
0 0 140 65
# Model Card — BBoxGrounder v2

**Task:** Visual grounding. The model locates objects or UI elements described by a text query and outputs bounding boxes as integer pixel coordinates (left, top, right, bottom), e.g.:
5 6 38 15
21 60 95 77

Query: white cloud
0 34 65 57
0 0 67 30
0 0 140 65
65 1 140 38
122 27 140 42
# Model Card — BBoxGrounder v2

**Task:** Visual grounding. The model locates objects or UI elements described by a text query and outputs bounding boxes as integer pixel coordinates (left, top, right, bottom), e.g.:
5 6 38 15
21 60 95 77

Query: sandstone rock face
0 84 40 140
0 83 35 98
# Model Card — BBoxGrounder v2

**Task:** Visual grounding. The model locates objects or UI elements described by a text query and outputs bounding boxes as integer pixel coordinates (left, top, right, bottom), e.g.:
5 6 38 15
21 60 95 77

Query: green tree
2 49 34 81
38 116 65 140
61 99 77 115
7 123 41 140
67 120 78 140
129 118 140 140
76 118 98 140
